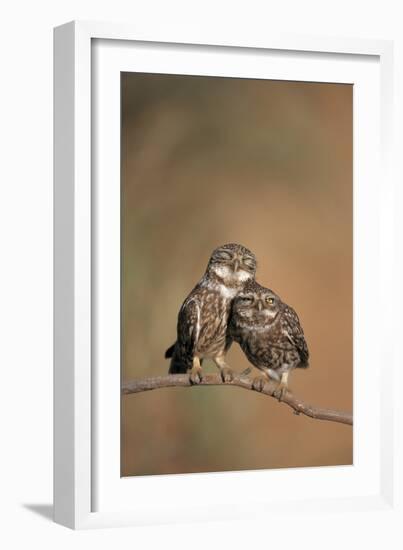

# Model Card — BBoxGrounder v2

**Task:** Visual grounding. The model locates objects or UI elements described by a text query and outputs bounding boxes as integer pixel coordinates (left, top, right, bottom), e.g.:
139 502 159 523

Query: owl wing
176 297 200 360
281 305 309 365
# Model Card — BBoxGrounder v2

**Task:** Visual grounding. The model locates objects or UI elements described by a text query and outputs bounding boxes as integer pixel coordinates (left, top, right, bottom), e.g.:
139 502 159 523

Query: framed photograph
54 21 396 529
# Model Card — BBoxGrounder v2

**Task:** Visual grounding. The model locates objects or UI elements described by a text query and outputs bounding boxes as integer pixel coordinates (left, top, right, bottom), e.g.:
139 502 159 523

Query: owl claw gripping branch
165 244 309 397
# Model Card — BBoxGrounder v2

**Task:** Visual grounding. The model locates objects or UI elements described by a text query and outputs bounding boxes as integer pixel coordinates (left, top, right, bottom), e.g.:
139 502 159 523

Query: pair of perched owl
165 243 309 398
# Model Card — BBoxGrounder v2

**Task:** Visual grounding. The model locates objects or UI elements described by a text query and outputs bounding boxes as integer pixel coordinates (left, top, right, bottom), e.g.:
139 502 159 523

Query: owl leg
214 355 234 383
251 366 279 392
274 371 289 401
189 356 204 385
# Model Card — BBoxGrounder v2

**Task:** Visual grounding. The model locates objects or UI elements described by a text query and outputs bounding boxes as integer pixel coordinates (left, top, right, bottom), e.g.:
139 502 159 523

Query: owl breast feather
194 291 232 357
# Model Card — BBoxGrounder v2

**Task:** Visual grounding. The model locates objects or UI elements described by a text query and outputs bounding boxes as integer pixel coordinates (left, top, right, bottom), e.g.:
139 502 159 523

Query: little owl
165 243 257 384
229 280 309 399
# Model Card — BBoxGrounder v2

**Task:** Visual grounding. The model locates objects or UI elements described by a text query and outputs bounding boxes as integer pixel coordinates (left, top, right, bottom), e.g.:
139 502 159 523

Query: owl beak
257 301 263 311
233 259 239 272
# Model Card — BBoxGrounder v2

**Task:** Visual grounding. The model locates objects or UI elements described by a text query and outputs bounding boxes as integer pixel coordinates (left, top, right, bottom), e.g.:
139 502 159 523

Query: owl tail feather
165 343 176 359
168 357 189 375
166 342 189 374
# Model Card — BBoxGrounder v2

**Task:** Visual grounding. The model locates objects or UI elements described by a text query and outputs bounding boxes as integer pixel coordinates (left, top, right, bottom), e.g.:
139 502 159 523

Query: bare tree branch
122 373 353 426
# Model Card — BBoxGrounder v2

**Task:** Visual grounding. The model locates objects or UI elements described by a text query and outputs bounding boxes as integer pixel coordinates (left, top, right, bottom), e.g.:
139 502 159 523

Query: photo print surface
121 73 353 477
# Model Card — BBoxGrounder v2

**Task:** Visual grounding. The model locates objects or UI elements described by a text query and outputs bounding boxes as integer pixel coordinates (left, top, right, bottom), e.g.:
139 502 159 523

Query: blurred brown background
121 73 352 477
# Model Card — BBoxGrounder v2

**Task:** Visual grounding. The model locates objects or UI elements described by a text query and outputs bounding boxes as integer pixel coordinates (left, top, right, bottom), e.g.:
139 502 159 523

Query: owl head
231 280 281 325
207 243 257 285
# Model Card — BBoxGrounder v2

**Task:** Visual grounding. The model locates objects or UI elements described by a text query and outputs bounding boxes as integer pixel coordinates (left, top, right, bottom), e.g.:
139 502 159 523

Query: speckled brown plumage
166 243 257 383
229 280 309 397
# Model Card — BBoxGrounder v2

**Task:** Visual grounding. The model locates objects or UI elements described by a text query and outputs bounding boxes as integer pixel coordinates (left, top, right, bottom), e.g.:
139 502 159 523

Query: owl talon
189 366 203 385
220 366 234 383
252 377 266 392
273 383 288 401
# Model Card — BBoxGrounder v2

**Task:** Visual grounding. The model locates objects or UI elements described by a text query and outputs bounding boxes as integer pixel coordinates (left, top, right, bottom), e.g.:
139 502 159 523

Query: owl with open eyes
229 280 309 399
165 243 257 384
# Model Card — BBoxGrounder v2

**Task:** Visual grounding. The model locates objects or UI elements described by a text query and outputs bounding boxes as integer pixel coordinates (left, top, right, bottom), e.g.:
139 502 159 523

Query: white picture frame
54 20 397 530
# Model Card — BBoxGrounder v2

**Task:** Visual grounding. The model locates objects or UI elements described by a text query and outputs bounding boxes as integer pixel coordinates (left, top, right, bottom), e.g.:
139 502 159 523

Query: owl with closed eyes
229 280 309 399
165 243 257 384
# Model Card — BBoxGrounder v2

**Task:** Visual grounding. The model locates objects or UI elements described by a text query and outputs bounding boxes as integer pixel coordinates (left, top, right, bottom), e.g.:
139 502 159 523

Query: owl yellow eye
266 296 275 305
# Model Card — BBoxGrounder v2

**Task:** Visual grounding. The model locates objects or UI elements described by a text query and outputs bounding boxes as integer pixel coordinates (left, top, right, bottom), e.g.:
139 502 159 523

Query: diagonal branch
122 373 353 426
